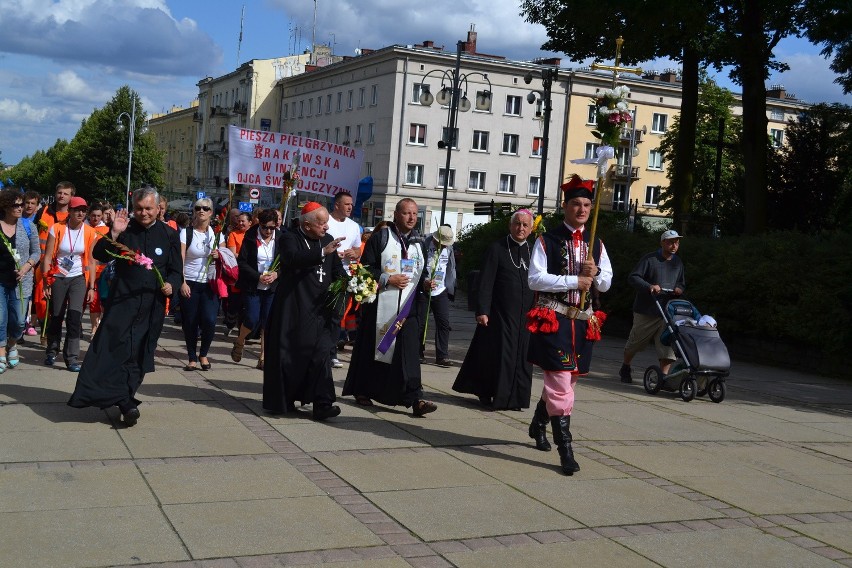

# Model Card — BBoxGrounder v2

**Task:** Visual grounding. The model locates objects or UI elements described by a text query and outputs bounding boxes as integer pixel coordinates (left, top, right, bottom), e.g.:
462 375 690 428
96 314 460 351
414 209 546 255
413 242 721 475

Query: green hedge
457 214 852 377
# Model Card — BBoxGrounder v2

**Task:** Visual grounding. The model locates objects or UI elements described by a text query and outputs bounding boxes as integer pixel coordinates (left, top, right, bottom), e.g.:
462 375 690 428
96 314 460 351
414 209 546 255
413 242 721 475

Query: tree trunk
740 0 769 234
671 46 700 234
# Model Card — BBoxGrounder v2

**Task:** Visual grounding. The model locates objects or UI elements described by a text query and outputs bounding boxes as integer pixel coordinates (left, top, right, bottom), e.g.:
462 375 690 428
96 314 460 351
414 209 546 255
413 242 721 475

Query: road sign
249 188 260 199
238 201 253 212
196 191 206 199
249 199 259 204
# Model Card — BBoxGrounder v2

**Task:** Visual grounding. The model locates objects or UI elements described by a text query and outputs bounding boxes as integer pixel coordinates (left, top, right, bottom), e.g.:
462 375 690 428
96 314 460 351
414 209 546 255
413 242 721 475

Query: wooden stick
579 175 604 310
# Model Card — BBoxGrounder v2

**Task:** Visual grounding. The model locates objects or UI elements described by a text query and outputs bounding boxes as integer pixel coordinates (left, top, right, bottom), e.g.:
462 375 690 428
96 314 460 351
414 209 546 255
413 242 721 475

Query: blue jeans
243 289 275 333
0 282 25 348
180 280 219 362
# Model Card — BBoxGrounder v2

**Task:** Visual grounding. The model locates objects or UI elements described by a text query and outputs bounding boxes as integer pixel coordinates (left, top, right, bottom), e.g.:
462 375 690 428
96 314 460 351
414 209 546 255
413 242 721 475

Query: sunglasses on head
195 206 211 212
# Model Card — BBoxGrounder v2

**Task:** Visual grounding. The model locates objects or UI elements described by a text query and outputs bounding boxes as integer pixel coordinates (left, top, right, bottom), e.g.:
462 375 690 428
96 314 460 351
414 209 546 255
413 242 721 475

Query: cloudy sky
1 0 849 166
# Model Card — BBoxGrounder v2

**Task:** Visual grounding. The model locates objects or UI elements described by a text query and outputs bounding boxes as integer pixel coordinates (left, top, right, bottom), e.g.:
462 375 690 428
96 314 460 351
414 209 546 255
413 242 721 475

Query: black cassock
262 229 345 413
453 236 535 409
68 219 183 410
342 227 425 408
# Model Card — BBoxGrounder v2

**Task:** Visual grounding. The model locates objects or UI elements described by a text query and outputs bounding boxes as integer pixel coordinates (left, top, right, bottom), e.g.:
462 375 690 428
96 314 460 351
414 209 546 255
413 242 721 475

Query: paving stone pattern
0 296 850 567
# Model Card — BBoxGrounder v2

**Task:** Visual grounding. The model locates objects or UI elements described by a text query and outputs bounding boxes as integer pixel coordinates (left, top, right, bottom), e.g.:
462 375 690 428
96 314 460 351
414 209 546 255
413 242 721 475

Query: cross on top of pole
590 36 643 88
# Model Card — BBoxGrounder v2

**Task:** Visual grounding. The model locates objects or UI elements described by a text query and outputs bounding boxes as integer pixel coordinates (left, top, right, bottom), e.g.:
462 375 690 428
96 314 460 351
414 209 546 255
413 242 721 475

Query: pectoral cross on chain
590 36 643 88
316 265 326 282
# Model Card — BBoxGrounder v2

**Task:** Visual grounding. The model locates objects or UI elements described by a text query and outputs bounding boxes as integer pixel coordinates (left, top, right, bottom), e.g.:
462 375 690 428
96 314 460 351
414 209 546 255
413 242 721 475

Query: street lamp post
419 41 492 226
116 94 148 210
524 67 558 216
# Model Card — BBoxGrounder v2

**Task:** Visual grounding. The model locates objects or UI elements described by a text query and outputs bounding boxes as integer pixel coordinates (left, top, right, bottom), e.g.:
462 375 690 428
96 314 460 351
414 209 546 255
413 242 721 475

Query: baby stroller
643 292 731 403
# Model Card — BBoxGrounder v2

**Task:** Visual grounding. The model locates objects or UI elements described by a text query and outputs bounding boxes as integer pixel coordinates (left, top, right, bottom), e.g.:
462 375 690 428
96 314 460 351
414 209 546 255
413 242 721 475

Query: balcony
620 128 643 143
610 164 640 179
232 101 248 115
192 111 203 122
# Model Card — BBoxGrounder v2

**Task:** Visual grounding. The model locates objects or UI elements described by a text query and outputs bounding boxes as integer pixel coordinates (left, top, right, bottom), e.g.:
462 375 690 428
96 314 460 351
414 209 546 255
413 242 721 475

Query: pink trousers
542 370 579 416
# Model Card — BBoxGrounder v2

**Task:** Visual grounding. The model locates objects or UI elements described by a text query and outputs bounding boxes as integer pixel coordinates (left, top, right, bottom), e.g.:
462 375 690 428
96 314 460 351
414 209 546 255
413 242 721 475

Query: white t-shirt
49 224 84 278
326 216 362 268
180 226 224 283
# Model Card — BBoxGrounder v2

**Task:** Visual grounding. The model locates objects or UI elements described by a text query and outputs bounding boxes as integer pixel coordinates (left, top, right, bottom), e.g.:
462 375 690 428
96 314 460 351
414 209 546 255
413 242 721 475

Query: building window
406 164 424 185
371 84 378 106
531 137 543 157
613 183 627 211
648 149 664 170
307 99 313 116
498 173 517 194
585 142 600 160
334 127 340 144
644 185 661 207
344 126 351 145
355 124 363 145
368 123 376 144
412 83 429 104
469 170 486 191
770 128 784 148
347 90 354 110
317 96 323 115
652 113 668 133
299 100 304 118
337 92 342 112
409 123 426 145
358 87 366 107
501 133 519 155
587 104 597 125
291 102 296 119
528 176 540 196
324 128 330 141
505 95 522 116
472 130 489 151
365 161 372 177
770 109 785 121
326 94 332 114
282 104 288 119
438 168 456 189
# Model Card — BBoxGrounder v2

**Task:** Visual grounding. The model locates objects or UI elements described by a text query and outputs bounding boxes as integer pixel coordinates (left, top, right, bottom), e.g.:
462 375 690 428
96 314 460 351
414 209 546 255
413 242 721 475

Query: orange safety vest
48 222 98 288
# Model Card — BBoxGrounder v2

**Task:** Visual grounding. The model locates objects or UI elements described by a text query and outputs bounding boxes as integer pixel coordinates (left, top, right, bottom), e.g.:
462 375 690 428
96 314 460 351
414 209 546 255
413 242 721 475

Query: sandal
412 400 437 417
7 349 19 368
355 395 373 407
0 356 6 374
231 341 244 363
256 358 264 370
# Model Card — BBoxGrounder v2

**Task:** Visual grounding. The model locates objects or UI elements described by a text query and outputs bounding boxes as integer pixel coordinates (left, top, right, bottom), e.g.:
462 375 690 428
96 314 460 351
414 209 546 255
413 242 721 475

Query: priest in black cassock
68 188 183 427
262 202 347 420
342 198 438 417
453 209 536 410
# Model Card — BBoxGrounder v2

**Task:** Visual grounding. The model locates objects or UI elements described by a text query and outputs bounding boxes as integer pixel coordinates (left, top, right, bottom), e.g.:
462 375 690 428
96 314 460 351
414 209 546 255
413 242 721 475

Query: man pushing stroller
619 230 686 383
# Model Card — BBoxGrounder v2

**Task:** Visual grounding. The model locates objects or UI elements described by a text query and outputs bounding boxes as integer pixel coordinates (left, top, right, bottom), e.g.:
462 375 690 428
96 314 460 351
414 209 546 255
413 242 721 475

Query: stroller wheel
680 378 698 402
708 379 726 403
643 365 663 394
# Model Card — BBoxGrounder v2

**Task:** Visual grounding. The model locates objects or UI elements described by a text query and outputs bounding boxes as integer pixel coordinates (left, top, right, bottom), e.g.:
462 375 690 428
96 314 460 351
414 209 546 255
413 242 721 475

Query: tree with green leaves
7 86 163 204
658 77 745 234
767 103 852 231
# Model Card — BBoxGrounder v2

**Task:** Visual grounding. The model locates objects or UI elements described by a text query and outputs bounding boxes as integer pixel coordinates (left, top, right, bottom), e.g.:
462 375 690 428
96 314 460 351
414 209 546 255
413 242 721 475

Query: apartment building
148 103 198 199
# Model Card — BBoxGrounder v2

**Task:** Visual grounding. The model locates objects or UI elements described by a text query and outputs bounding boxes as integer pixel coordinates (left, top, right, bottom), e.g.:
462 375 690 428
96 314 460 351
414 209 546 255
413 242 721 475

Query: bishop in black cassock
68 189 183 426
262 202 346 420
453 211 535 410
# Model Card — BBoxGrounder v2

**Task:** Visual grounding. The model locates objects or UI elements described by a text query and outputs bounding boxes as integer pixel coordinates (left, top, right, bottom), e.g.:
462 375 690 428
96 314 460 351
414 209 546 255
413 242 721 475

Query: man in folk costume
262 202 347 420
527 176 613 475
342 198 438 417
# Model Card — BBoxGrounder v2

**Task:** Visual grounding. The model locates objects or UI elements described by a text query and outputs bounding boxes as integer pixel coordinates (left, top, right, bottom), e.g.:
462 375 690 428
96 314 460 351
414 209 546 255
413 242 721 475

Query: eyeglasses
194 206 211 212
260 225 276 231
12 203 24 208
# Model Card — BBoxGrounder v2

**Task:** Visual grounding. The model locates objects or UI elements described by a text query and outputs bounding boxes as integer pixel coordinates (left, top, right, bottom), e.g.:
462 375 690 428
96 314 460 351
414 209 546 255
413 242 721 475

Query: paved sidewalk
1 298 851 568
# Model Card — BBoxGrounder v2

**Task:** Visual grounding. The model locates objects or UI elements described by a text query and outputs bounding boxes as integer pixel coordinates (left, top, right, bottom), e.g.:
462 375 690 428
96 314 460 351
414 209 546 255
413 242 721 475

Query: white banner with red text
227 125 364 197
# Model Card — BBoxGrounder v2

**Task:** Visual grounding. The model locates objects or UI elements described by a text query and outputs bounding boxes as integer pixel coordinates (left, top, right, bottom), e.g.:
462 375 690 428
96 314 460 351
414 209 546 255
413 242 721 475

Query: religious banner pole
580 37 642 310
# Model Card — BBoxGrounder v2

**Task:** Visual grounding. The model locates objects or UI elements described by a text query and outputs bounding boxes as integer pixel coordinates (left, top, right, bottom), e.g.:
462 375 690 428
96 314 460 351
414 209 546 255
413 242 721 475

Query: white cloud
0 98 56 123
0 0 222 76
42 70 113 103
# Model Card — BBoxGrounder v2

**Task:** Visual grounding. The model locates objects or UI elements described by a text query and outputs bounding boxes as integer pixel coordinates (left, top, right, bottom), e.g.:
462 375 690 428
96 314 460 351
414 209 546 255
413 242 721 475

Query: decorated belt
534 296 592 320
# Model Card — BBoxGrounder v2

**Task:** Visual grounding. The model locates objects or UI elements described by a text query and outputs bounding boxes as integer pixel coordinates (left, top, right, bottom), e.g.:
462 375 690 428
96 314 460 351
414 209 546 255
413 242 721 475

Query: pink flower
135 253 154 270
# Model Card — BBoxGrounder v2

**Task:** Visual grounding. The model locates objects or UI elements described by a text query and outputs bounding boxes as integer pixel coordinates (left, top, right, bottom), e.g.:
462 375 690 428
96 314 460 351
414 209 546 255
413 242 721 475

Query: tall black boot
528 399 552 451
551 415 580 475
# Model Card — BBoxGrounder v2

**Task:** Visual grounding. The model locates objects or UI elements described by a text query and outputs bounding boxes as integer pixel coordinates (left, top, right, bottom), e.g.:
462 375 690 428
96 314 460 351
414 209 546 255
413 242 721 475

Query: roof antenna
236 4 245 65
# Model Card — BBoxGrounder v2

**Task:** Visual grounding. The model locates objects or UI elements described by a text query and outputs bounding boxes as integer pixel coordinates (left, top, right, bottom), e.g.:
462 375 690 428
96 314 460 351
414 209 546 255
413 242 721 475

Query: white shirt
528 222 613 294
180 227 224 283
256 236 275 291
326 215 362 268
49 224 84 278
428 245 450 297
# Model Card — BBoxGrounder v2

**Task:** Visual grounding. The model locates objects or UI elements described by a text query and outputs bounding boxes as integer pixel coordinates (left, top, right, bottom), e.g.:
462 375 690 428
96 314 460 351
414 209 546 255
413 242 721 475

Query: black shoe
313 405 341 421
551 415 580 475
478 395 493 408
619 364 633 384
528 399 552 451
44 355 56 367
122 407 140 427
435 358 452 367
